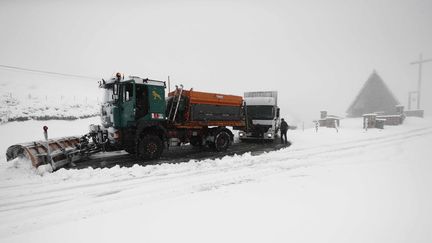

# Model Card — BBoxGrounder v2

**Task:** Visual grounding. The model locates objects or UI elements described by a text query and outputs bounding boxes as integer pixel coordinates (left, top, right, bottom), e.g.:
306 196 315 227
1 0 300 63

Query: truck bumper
238 132 275 140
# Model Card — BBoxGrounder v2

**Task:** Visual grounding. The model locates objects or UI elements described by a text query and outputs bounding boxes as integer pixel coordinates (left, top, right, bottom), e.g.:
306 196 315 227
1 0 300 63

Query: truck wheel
138 135 163 160
214 131 230 152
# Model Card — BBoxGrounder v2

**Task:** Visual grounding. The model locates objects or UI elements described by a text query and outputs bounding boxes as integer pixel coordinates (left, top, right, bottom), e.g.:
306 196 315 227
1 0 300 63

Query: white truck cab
239 91 280 141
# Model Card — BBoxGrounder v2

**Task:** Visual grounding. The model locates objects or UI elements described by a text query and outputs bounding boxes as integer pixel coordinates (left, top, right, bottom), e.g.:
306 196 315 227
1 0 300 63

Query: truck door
136 85 149 119
147 85 166 120
119 82 136 127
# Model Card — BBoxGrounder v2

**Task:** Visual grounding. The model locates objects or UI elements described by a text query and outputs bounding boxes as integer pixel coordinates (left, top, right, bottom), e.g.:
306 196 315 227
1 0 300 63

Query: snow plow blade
6 137 83 170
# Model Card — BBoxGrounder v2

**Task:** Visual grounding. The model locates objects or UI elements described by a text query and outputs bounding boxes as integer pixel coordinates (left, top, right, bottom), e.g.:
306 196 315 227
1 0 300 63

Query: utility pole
410 53 432 110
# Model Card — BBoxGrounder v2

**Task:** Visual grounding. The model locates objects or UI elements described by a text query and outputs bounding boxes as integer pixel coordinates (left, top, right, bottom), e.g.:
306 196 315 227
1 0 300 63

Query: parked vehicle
238 91 280 141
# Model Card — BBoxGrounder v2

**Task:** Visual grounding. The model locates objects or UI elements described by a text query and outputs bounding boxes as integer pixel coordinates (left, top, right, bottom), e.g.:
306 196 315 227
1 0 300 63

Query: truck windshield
246 105 274 120
103 87 115 103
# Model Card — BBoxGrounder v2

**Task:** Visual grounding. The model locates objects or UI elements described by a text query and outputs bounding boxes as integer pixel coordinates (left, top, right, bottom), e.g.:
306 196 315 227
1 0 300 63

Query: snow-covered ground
0 93 99 123
0 69 101 123
0 117 431 243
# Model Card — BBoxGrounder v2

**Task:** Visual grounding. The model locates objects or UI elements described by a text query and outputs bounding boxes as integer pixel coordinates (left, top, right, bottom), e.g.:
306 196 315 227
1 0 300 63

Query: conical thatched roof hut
346 71 400 117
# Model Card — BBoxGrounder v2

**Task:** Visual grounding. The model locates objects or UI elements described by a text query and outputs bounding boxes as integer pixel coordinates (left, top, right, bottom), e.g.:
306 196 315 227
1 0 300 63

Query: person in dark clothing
280 118 289 144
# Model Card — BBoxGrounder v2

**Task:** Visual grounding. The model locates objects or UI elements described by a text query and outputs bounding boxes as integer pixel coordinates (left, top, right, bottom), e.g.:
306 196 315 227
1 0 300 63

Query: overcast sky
1 0 431 123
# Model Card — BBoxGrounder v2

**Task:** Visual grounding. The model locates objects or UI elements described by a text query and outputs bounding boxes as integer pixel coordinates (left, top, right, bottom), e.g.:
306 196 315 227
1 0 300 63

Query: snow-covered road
0 117 431 243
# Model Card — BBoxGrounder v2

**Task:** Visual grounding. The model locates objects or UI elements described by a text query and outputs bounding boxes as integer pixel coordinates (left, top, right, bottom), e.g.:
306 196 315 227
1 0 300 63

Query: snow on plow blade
6 137 82 170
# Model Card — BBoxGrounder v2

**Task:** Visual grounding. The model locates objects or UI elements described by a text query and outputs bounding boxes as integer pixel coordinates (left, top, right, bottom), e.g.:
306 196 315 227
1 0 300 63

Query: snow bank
2 157 52 178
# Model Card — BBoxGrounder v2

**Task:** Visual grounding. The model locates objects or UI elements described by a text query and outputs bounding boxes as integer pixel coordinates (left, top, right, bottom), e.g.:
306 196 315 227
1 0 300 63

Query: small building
405 110 424 118
376 115 404 126
363 108 405 129
318 111 341 128
362 113 377 129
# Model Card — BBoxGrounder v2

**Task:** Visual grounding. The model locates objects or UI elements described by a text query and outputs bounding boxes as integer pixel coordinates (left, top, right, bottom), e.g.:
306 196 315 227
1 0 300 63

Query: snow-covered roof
326 115 342 119
377 115 402 118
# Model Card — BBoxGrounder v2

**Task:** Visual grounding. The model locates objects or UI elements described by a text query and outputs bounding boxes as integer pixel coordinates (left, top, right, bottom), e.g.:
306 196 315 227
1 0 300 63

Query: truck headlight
239 132 245 137
267 133 273 138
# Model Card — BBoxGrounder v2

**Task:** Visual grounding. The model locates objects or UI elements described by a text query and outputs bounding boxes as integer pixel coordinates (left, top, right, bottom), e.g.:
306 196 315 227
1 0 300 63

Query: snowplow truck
6 75 249 170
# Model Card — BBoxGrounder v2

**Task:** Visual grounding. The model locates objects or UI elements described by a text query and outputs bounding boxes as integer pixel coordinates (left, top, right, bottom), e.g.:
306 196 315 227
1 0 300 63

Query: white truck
239 91 280 141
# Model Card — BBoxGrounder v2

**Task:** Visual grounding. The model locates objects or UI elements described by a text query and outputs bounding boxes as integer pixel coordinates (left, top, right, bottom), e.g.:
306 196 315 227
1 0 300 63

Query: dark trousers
280 130 287 144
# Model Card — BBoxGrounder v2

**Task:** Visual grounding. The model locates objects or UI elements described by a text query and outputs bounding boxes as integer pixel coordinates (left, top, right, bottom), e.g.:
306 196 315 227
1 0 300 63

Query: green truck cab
113 79 166 128
100 76 167 159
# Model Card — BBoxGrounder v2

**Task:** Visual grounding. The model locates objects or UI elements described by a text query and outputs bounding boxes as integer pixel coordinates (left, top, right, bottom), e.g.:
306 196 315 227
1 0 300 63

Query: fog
1 0 431 124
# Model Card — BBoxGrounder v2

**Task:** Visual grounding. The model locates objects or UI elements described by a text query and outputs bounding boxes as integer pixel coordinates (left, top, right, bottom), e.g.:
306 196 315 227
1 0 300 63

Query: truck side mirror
276 108 280 118
111 83 120 101
113 83 119 95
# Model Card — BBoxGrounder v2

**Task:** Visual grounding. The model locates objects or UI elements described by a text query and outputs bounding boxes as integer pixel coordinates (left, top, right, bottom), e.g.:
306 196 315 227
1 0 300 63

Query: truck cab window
123 83 134 102
247 105 274 120
136 85 149 118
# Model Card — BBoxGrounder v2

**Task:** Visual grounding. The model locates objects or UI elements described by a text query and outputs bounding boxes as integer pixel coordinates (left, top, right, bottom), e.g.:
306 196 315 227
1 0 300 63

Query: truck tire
214 131 230 152
138 135 163 160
